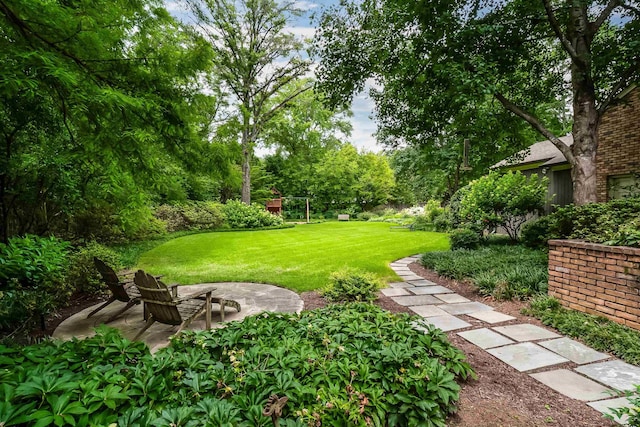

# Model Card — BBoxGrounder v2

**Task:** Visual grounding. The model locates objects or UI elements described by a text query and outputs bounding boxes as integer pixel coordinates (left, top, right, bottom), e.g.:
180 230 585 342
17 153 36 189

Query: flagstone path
391 255 638 425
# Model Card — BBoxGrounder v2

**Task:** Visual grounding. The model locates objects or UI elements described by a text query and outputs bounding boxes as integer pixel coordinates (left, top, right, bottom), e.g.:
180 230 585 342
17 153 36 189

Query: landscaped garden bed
0 304 473 426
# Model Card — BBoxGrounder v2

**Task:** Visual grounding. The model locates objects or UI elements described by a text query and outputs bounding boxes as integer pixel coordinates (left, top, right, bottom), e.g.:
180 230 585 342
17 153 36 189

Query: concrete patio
53 282 303 352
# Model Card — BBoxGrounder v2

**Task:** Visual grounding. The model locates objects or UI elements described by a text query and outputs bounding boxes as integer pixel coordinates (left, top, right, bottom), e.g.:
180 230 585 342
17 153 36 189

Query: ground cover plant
525 296 640 366
137 222 448 291
0 304 474 426
420 245 548 300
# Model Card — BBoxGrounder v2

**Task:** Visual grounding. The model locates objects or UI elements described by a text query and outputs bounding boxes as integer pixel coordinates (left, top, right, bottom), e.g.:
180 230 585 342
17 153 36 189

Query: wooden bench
338 214 350 221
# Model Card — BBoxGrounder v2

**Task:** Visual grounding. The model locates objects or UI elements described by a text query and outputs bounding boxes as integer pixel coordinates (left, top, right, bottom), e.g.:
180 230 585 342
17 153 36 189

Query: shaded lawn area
137 222 449 291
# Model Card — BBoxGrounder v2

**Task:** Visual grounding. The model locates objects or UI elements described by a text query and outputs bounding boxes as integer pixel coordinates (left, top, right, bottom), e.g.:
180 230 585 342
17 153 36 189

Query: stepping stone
466 311 515 324
487 342 569 372
389 282 415 288
530 369 614 401
408 279 438 287
439 302 493 315
458 328 515 349
422 315 472 332
588 397 632 425
391 295 442 306
391 267 412 272
409 286 454 295
539 338 610 365
435 293 470 304
576 360 640 392
381 288 412 297
409 305 449 317
397 274 423 281
392 260 412 265
492 324 560 342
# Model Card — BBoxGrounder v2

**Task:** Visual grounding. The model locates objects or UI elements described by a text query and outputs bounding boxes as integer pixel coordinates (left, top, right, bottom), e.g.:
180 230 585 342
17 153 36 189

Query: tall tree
315 0 639 205
187 0 312 204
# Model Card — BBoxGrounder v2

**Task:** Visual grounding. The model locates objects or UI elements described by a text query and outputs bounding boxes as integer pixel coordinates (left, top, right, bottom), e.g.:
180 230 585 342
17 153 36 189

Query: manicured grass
136 222 448 291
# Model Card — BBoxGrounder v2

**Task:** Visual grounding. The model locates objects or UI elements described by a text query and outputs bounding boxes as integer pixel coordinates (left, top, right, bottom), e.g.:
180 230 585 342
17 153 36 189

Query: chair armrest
179 287 216 302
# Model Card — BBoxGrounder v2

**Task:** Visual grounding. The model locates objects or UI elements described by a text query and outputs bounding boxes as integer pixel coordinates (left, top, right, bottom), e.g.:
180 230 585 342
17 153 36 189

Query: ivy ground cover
0 304 473 426
137 222 449 291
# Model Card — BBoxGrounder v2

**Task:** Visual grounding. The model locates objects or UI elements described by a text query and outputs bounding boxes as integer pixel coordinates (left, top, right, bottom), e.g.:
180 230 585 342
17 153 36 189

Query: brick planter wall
548 239 640 330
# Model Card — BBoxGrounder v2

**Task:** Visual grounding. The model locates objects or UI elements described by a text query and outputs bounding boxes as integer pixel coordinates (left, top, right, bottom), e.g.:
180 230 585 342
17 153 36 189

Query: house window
608 173 640 199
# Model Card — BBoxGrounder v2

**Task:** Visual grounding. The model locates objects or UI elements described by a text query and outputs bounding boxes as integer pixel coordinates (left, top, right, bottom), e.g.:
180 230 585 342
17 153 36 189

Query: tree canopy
315 0 640 205
186 0 312 204
0 0 224 241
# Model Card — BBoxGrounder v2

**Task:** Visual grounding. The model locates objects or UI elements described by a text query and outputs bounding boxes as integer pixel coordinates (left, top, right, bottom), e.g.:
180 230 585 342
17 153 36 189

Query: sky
165 0 381 153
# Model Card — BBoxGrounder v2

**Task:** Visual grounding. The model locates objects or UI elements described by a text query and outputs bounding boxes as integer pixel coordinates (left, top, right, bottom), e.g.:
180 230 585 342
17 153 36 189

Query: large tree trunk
241 145 251 205
241 127 252 205
568 3 599 205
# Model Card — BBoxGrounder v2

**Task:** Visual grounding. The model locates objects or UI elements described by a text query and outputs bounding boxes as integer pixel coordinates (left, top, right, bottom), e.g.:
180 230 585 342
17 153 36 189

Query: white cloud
293 1 319 11
284 26 317 40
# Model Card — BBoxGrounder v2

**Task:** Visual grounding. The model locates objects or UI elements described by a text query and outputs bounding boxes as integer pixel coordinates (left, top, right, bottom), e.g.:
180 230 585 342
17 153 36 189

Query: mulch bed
303 262 618 427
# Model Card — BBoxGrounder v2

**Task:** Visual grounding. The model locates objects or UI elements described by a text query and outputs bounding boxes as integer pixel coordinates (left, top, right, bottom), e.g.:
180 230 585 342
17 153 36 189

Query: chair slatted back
94 257 131 302
134 270 182 326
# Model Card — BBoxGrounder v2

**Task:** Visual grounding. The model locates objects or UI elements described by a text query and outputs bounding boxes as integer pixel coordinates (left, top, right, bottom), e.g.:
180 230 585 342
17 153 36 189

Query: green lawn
137 222 449 291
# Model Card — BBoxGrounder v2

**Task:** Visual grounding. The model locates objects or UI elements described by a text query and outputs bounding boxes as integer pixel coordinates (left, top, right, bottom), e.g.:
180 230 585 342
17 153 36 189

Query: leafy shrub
526 296 640 365
520 216 553 248
222 200 284 229
67 242 122 294
356 211 377 221
456 171 548 241
521 198 640 248
423 199 445 222
0 235 71 330
607 385 640 425
0 305 474 426
449 228 481 250
323 268 382 302
433 211 452 232
421 245 548 300
155 201 225 232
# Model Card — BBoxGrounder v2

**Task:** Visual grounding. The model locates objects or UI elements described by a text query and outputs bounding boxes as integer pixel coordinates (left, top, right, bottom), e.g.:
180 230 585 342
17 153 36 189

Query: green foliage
222 201 284 229
523 198 640 248
449 228 481 251
155 202 225 232
323 269 382 302
312 145 396 213
526 296 640 365
0 235 71 330
606 384 640 425
457 172 548 241
520 216 553 248
0 0 222 242
421 245 548 300
356 211 378 221
67 242 122 295
0 305 474 426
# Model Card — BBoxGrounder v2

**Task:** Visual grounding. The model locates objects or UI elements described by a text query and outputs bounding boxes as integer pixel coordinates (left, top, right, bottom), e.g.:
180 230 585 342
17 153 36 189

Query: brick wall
548 239 640 330
596 87 640 202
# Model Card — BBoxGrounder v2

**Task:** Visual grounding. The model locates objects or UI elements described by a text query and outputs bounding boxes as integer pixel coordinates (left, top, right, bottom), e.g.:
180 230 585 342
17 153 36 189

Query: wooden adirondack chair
90 258 176 323
88 257 144 323
132 270 216 340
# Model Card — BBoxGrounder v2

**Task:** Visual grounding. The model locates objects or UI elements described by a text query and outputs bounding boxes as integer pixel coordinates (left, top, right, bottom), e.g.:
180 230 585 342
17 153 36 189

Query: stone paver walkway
388 255 636 425
54 282 303 352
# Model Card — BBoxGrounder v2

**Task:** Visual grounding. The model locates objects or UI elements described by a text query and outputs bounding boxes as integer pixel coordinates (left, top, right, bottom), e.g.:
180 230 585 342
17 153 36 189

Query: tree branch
542 0 579 60
592 0 621 33
597 59 640 115
494 92 575 163
257 84 312 129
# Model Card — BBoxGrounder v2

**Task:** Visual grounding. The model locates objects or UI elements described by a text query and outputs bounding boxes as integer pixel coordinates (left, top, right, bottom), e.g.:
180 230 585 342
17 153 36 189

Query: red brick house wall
596 87 640 202
548 239 640 330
